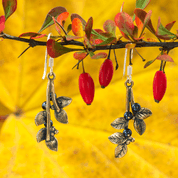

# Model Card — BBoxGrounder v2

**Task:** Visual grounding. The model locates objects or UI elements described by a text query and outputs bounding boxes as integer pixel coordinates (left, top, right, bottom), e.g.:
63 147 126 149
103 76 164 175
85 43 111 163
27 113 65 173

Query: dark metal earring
35 72 72 151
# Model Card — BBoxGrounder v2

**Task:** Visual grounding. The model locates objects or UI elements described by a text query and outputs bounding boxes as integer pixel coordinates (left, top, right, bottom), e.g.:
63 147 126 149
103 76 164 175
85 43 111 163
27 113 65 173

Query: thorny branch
1 32 178 51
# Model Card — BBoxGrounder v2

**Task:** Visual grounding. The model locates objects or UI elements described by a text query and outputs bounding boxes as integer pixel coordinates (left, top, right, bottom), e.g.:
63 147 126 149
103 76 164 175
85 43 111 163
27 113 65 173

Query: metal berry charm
35 72 72 151
109 64 152 158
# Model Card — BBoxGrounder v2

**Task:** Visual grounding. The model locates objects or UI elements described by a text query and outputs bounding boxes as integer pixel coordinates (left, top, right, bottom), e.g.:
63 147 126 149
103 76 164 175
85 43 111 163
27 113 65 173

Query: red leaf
135 16 143 32
72 18 84 36
103 20 116 37
165 21 176 31
0 16 5 33
47 39 78 58
38 7 67 33
19 32 46 39
52 16 62 34
156 54 174 62
57 12 69 26
115 12 135 39
71 13 86 27
73 51 87 60
134 8 155 34
2 0 17 20
91 52 107 59
85 17 93 40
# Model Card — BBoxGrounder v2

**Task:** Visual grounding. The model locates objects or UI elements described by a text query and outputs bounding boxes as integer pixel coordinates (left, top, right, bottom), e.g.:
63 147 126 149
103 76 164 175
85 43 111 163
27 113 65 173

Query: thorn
18 45 31 58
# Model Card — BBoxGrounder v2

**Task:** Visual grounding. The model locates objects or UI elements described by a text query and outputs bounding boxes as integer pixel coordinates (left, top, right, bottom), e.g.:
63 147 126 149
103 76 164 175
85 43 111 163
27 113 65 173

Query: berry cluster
35 93 72 151
79 58 114 105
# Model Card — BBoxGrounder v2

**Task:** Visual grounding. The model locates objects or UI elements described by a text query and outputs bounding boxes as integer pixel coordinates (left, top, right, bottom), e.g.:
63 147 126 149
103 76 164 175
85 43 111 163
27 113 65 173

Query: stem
134 48 146 61
82 60 85 73
2 32 178 51
113 49 119 70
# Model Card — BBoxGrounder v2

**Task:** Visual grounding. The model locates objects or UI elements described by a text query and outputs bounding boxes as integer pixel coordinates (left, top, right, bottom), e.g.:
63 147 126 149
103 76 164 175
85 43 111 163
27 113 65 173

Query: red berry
79 73 95 105
99 59 114 88
153 70 167 103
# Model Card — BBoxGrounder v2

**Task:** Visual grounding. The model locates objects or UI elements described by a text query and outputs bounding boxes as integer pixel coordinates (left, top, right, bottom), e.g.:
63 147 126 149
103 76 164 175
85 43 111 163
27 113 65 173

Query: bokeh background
0 0 178 177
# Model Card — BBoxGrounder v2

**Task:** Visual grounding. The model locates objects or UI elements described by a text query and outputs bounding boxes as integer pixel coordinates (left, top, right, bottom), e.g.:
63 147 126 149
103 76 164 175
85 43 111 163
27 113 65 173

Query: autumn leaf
19 32 46 39
72 18 84 36
2 0 17 20
156 54 174 62
0 15 5 32
156 17 177 40
38 6 67 33
0 0 178 177
115 12 135 40
47 39 80 58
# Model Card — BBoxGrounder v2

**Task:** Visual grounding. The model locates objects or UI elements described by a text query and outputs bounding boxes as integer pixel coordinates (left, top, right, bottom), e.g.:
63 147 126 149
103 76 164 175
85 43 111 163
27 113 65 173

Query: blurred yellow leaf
0 0 178 177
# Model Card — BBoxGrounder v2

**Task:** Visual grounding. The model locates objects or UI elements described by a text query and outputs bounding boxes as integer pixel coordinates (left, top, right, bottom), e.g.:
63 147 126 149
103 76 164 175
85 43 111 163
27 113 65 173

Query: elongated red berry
99 59 114 88
79 73 95 105
153 70 167 103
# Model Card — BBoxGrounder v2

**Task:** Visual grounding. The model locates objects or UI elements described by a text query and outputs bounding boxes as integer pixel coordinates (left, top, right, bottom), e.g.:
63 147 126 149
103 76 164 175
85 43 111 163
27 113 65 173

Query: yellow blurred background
0 0 178 177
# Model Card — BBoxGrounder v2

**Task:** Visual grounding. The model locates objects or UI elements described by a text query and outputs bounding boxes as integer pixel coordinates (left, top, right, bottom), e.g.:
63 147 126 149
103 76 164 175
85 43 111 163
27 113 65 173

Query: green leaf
38 7 67 33
47 39 80 58
67 24 72 34
2 0 17 20
156 17 177 40
96 37 116 46
136 0 151 9
144 58 156 68
91 52 107 59
88 50 95 58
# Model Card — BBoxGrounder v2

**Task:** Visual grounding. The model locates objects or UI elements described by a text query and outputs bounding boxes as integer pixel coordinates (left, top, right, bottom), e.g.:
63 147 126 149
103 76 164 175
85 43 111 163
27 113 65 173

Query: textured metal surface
35 111 47 126
54 108 68 124
35 72 72 151
111 117 128 130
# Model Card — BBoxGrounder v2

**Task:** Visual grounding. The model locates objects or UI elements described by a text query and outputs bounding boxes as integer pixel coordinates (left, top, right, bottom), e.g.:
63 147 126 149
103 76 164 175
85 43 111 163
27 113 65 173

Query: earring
109 58 152 158
35 72 72 151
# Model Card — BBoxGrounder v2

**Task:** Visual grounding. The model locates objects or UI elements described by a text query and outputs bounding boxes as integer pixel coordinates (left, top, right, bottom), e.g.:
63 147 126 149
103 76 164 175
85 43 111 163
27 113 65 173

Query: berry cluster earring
108 53 152 158
35 72 72 151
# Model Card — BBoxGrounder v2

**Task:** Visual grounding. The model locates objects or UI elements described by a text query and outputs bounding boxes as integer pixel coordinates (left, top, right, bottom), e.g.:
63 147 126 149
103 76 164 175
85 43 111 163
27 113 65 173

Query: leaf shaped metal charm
135 107 152 120
111 117 128 130
134 118 146 135
126 136 135 145
45 137 58 151
115 144 127 158
108 132 127 144
56 96 72 108
54 108 68 124
36 128 46 143
35 111 47 126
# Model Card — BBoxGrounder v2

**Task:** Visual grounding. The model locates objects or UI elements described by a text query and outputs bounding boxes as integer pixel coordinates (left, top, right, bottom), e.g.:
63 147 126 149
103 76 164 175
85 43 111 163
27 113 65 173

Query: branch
1 32 178 51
